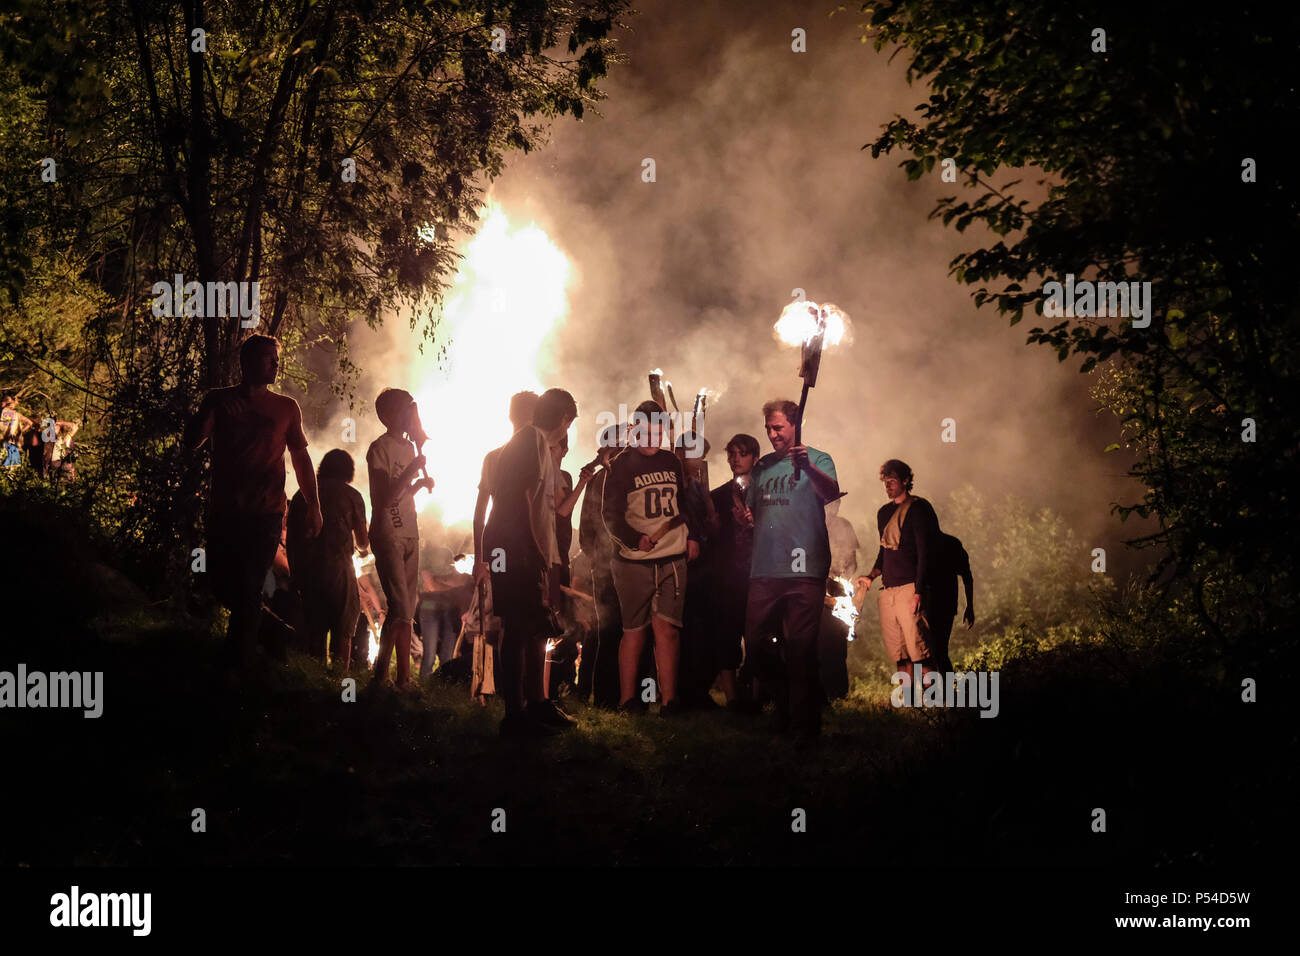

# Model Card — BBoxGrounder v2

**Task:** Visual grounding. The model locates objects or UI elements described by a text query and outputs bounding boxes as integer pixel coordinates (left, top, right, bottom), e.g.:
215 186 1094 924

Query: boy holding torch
366 388 434 688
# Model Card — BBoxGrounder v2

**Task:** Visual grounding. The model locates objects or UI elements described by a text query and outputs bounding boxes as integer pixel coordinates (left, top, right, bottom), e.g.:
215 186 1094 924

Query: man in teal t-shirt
743 398 840 743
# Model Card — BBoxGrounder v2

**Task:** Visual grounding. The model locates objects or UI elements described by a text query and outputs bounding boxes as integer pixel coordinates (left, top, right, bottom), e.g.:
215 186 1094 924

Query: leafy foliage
0 0 628 588
942 483 1112 636
860 0 1300 640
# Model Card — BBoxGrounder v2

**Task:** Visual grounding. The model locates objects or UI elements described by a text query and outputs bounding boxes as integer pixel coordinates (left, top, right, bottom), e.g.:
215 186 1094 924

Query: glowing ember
453 553 475 575
832 576 857 640
410 202 572 525
774 300 850 347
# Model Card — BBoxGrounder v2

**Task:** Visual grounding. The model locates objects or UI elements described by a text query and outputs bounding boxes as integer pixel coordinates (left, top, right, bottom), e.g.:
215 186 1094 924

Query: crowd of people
189 334 975 745
1 393 80 481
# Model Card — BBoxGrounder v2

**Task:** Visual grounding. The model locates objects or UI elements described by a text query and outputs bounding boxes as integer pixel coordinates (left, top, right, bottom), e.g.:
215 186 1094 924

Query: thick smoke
298 0 1156 579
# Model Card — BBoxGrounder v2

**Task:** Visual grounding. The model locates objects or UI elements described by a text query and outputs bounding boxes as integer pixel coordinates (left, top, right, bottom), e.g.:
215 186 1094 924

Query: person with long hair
288 449 370 669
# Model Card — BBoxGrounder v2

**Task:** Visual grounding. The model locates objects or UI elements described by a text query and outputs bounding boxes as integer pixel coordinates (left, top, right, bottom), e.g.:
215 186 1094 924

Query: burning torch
407 400 434 489
691 387 708 436
774 300 849 480
647 368 676 449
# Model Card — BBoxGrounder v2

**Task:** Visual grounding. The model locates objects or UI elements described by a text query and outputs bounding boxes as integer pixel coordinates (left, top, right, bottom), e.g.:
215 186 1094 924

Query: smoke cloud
297 0 1156 578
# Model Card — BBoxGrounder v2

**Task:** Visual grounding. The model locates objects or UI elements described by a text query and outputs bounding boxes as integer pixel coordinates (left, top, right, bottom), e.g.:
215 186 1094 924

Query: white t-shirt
367 433 419 541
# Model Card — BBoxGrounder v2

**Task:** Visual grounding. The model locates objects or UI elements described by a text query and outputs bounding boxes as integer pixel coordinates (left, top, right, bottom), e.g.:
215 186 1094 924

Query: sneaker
499 713 562 738
618 698 649 715
527 699 576 729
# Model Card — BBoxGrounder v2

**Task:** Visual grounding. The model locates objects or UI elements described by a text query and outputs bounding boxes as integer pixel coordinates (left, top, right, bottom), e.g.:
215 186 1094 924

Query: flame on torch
691 387 708 434
352 552 382 664
774 299 851 478
831 575 857 641
774 300 850 349
453 553 476 575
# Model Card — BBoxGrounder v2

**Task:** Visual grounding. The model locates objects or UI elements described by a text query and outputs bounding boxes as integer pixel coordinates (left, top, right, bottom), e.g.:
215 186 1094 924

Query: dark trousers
208 512 283 668
679 580 717 706
926 610 956 672
745 577 825 734
419 606 462 678
351 614 375 673
490 558 552 716
299 559 361 665
587 562 624 708
817 608 850 700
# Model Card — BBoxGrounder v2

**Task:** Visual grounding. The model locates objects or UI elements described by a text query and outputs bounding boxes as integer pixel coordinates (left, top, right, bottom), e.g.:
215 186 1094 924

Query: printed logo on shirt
632 470 677 489
757 471 798 507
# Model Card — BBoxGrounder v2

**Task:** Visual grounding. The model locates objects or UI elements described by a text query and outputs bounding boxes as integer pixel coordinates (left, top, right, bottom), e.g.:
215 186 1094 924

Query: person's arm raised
790 446 839 501
556 468 589 519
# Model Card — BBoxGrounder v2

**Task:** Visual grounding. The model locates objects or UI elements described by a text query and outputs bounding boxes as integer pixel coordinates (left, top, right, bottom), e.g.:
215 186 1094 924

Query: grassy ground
0 486 1284 867
1 588 1283 867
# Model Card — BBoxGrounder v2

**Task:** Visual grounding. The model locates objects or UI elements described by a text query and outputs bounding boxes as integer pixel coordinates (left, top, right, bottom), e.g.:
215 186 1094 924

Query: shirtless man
187 334 322 669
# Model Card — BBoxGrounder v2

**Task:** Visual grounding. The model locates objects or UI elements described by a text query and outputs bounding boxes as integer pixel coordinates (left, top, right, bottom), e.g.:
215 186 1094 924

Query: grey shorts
372 535 420 622
611 554 686 629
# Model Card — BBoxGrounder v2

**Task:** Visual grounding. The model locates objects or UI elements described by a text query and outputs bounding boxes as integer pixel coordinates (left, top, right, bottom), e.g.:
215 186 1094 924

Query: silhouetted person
551 432 578 582
826 497 859 579
287 449 370 669
473 391 540 584
921 531 974 673
187 334 321 670
366 388 433 689
710 433 762 712
677 431 724 710
484 387 578 737
418 549 473 680
576 424 626 707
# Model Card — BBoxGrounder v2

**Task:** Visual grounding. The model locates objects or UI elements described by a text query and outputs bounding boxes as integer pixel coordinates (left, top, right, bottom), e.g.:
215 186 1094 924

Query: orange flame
774 300 850 347
832 575 857 640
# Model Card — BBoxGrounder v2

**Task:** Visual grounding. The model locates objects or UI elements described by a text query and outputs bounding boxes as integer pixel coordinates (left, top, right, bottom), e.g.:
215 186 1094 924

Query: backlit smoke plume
302 0 1155 580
